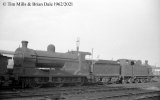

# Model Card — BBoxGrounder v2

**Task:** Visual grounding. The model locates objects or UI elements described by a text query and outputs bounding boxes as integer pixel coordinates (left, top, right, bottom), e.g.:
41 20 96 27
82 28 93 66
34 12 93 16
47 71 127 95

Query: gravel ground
2 81 160 100
107 81 160 91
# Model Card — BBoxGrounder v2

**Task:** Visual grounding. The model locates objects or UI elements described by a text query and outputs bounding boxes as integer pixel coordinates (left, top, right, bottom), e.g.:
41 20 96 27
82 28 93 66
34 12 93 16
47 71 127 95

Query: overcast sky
0 0 160 66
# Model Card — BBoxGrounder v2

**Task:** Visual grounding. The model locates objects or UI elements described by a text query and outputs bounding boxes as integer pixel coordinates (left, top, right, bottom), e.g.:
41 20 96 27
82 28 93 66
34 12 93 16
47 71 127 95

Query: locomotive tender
0 41 153 88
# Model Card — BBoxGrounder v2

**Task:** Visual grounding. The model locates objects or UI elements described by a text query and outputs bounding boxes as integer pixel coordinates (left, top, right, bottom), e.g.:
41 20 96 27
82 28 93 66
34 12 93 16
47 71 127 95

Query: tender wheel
122 79 128 84
75 77 84 86
134 79 139 83
128 78 134 83
141 79 145 83
102 78 110 85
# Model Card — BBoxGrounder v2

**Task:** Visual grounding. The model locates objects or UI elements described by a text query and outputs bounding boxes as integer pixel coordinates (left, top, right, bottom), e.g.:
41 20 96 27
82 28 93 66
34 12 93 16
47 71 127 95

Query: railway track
83 90 160 100
0 85 160 100
62 87 160 100
0 85 136 99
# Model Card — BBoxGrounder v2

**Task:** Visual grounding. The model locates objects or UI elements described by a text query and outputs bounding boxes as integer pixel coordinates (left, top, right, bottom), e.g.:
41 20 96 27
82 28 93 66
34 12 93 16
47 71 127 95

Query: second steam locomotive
0 41 154 88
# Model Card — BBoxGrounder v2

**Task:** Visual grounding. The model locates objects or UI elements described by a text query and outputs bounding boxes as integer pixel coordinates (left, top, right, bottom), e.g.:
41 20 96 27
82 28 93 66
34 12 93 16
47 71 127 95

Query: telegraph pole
76 37 80 53
91 48 94 73
76 37 81 75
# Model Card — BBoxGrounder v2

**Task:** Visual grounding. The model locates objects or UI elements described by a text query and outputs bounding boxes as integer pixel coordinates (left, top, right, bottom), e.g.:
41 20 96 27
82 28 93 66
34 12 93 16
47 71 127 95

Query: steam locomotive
0 41 154 88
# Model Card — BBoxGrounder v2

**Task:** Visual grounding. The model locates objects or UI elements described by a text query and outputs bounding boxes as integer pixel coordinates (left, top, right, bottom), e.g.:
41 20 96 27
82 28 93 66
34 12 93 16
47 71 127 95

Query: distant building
151 67 160 76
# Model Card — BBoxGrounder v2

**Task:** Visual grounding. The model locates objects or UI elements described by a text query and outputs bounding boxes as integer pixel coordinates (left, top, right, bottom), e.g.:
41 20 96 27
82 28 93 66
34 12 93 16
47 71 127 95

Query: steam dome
47 44 55 53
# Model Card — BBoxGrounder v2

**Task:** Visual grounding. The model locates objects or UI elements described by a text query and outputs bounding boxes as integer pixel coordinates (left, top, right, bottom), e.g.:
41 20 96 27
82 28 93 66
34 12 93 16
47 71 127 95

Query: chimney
21 41 28 48
145 60 148 65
